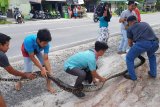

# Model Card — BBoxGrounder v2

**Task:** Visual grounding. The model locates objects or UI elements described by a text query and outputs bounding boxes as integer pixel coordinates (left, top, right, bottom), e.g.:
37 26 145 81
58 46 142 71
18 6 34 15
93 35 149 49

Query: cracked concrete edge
8 24 160 63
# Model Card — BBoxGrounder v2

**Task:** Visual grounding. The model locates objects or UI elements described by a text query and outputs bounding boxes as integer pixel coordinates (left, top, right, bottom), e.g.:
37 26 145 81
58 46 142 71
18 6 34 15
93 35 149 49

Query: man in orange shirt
133 2 141 22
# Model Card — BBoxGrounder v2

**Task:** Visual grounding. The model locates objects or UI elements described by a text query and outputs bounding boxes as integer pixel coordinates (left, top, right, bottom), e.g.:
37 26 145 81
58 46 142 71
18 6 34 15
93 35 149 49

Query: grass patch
0 19 12 24
140 11 157 14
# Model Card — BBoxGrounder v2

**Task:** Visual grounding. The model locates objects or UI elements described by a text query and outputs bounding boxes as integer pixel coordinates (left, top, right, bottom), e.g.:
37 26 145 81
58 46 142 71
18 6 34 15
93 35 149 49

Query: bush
0 19 12 24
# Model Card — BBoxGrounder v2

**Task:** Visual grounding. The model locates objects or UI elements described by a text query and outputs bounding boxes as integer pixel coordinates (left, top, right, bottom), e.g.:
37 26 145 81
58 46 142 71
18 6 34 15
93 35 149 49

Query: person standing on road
64 41 108 98
118 1 136 54
73 6 78 19
124 15 159 80
0 33 35 107
97 2 112 44
15 29 55 93
68 6 72 19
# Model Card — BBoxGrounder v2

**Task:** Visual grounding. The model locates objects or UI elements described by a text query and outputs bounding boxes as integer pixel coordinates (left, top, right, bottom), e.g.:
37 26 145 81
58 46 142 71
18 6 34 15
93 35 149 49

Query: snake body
0 55 145 93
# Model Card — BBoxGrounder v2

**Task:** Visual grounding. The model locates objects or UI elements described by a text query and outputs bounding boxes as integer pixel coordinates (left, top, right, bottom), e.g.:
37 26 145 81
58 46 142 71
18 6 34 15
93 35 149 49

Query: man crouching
64 41 108 98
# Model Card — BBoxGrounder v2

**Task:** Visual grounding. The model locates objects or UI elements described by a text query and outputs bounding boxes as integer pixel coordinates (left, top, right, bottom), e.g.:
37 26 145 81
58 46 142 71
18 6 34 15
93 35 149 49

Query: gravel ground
0 27 160 107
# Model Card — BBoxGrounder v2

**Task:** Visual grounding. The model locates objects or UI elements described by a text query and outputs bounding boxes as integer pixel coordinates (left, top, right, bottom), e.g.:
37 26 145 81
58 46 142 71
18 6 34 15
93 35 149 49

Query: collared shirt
64 49 97 71
23 34 49 56
120 9 137 30
127 22 157 42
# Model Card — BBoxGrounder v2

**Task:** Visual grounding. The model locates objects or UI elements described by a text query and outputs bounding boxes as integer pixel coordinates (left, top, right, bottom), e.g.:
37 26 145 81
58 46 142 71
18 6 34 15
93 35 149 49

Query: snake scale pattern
0 55 145 93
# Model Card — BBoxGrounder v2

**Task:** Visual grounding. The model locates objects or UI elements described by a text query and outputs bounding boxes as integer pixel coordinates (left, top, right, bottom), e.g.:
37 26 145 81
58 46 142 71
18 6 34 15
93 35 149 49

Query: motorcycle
50 10 57 19
56 10 61 19
0 11 7 20
14 8 24 24
34 10 46 20
93 12 99 23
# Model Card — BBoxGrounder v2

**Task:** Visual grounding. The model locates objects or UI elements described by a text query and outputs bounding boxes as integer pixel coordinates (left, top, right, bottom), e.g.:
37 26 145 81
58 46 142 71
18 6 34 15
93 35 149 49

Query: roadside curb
8 24 160 63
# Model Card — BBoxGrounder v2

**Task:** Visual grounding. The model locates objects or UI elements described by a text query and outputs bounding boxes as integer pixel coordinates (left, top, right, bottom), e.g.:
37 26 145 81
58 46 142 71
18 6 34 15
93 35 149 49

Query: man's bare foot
47 87 56 94
15 82 22 91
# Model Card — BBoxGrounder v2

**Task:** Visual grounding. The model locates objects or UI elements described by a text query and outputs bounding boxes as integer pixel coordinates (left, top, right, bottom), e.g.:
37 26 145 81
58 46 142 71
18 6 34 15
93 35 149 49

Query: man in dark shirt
124 15 159 80
0 33 35 107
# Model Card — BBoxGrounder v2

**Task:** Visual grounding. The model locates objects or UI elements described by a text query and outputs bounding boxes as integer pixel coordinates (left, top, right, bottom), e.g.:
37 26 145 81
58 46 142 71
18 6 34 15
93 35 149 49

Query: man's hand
128 39 133 47
25 73 36 80
119 17 127 23
99 77 107 82
41 67 48 77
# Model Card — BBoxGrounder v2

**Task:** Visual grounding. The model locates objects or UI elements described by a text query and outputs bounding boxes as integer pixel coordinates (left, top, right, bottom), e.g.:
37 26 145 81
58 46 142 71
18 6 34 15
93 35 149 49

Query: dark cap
127 15 137 22
128 1 135 5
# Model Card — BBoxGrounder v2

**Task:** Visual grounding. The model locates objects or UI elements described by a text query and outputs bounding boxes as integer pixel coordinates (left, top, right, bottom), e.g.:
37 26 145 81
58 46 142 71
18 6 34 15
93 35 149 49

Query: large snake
0 55 145 93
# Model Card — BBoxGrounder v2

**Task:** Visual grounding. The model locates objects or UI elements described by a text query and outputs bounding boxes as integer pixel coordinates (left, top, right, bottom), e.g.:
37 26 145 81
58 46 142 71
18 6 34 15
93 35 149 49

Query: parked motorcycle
0 11 7 20
34 10 46 20
13 8 24 24
49 11 57 19
93 12 99 23
56 10 61 19
49 10 61 19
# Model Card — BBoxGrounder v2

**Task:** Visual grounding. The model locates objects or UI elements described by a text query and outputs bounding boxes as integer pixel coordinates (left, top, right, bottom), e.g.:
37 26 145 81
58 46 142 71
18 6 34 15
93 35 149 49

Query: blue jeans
118 29 128 52
126 40 159 80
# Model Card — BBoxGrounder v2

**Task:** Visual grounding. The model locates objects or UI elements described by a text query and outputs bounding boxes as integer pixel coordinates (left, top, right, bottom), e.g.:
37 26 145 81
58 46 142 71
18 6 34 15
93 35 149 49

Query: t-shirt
0 51 10 68
99 16 109 28
120 9 137 30
22 34 50 57
127 22 157 42
64 49 97 72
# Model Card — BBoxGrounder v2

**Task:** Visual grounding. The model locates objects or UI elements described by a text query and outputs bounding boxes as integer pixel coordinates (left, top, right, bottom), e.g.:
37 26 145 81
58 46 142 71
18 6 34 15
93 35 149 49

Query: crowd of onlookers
68 5 86 19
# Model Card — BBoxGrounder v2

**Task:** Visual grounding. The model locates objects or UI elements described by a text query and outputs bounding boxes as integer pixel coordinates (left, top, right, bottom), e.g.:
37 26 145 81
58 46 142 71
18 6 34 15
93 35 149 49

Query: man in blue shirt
64 41 108 97
15 29 55 93
124 15 159 80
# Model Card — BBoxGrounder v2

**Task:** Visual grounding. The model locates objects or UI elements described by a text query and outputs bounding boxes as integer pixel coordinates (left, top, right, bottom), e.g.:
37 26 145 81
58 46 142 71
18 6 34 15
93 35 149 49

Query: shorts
23 52 44 72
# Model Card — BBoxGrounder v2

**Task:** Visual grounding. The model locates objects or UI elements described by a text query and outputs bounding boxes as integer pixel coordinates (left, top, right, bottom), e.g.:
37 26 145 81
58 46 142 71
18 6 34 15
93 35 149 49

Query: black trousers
66 67 98 87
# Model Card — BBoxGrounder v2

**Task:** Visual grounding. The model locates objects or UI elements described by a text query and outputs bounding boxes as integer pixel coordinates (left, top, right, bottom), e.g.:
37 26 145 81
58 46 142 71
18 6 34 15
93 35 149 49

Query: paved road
0 12 160 57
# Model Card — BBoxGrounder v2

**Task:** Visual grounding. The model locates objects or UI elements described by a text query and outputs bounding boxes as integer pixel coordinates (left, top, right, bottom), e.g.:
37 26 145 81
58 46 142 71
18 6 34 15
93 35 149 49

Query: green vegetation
0 19 12 24
0 0 9 13
140 11 157 14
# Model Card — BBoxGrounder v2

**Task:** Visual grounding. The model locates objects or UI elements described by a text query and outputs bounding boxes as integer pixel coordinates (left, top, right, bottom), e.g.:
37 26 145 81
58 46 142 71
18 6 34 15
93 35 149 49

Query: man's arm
43 54 51 72
119 11 126 23
128 38 133 47
119 17 126 23
29 53 47 77
91 70 106 82
4 66 35 79
4 66 26 77
127 28 133 47
0 54 35 79
0 95 6 107
29 53 44 71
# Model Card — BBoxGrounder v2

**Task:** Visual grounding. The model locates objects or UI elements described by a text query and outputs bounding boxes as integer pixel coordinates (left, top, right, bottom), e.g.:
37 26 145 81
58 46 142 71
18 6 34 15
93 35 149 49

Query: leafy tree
136 0 145 3
0 0 9 14
156 0 160 10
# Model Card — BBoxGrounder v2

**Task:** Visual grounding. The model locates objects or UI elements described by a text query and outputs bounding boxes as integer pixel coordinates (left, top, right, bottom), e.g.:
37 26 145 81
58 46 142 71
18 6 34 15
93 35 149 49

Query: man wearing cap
124 15 159 80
